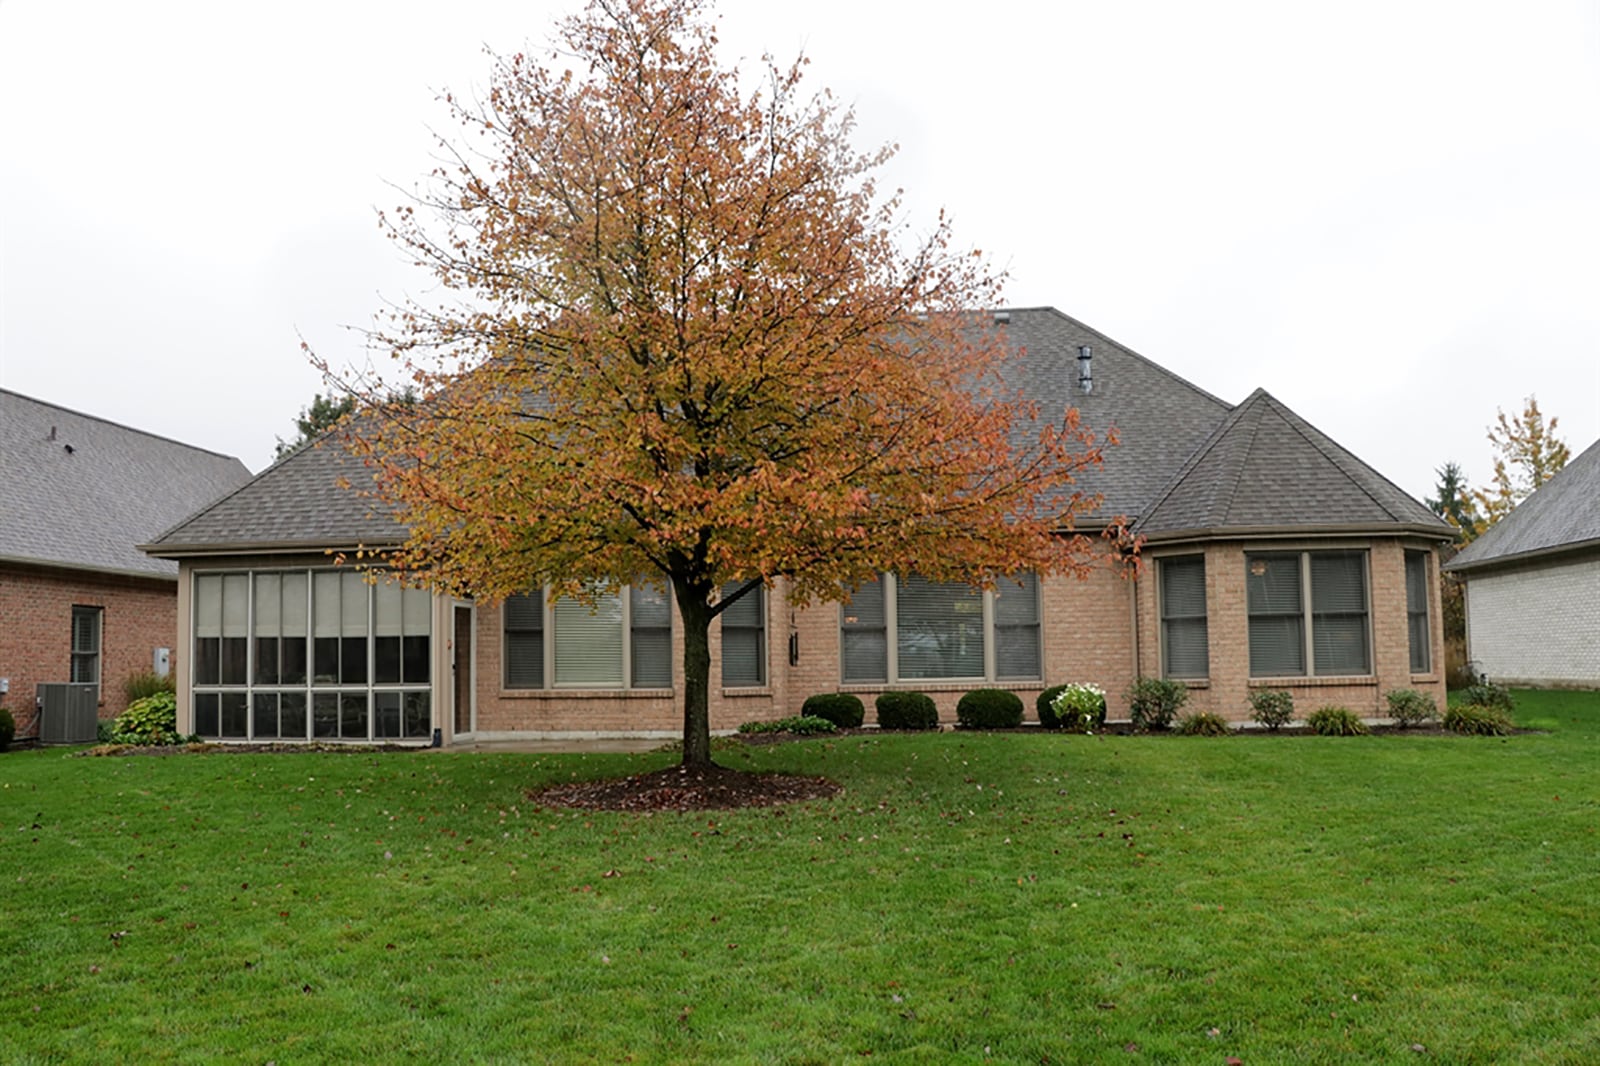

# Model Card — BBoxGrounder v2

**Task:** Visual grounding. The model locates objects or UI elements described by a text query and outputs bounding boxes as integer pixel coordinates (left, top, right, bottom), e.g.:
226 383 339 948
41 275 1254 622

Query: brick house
1443 437 1600 688
1 390 251 739
144 309 1452 743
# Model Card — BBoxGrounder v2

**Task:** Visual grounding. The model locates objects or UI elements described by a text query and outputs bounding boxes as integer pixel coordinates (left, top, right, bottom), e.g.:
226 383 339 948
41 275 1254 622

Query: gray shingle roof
991 308 1232 521
1134 388 1450 541
0 389 252 578
1444 437 1600 573
143 427 407 555
140 309 1444 556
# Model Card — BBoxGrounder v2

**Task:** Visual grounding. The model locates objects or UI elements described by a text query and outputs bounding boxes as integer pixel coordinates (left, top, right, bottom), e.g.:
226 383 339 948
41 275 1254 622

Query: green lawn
3 690 1598 1064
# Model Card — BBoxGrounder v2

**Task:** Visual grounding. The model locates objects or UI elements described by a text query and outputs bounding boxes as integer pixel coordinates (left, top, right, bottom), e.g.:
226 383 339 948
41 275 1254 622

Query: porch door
453 605 473 735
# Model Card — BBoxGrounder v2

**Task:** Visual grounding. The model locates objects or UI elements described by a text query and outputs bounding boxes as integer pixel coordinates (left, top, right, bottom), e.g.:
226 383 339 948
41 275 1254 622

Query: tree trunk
675 589 715 768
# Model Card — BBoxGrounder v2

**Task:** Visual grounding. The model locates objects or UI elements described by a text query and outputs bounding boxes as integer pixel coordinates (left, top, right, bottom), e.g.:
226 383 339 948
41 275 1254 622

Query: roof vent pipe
1077 345 1093 394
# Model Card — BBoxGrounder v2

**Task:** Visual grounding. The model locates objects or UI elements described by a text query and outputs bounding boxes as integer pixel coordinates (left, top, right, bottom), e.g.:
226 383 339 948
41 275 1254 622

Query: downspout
1129 566 1142 682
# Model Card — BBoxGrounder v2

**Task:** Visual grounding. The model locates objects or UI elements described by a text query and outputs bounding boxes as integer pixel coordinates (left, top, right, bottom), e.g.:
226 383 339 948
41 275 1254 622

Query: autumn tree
335 0 1116 767
1465 396 1570 537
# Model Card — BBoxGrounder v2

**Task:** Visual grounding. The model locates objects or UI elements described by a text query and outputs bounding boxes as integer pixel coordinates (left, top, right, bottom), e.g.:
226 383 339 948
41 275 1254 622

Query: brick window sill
499 688 674 700
1247 676 1376 688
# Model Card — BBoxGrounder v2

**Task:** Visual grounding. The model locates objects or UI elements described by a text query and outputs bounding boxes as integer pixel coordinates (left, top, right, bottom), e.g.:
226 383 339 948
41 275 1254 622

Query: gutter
1442 536 1600 575
139 539 405 560
1134 522 1454 547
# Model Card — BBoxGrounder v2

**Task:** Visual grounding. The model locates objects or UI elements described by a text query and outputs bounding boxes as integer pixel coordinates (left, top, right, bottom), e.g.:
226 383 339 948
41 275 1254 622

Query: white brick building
1445 439 1600 689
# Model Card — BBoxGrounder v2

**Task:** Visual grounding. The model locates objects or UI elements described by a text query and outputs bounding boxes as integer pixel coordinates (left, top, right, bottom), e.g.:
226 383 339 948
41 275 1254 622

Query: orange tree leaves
334 0 1122 764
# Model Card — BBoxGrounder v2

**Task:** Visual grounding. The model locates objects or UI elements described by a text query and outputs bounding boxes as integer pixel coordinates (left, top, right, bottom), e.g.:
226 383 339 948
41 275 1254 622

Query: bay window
1246 551 1370 677
1405 551 1431 673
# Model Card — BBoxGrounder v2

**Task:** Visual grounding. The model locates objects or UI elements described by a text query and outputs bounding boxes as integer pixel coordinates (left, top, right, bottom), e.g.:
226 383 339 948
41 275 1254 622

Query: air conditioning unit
37 683 99 744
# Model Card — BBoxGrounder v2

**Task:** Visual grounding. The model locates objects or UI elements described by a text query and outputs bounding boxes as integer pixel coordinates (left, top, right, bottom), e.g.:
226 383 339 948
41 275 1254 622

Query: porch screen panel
374 581 403 684
1160 557 1209 679
1311 552 1369 675
280 573 308 685
720 582 765 687
841 580 887 683
630 582 672 688
402 588 431 684
220 574 249 685
313 572 342 683
553 589 624 686
897 576 983 680
339 572 369 684
253 573 281 684
194 574 222 685
993 573 1041 680
503 593 545 689
1247 554 1304 676
1405 551 1430 673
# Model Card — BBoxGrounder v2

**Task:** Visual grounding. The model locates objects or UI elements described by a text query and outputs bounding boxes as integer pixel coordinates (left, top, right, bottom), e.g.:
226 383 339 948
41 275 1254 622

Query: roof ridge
1022 307 1233 412
1133 389 1254 530
1257 391 1413 522
0 387 243 463
144 432 348 546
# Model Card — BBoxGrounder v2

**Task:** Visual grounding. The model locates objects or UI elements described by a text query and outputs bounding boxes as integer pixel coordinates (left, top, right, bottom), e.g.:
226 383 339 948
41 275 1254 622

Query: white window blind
1160 556 1209 679
553 588 624 686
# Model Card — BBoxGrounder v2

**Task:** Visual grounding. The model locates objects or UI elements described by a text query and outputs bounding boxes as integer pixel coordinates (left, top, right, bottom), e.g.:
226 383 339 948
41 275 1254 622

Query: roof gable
144 428 405 554
0 389 252 577
1445 437 1600 572
1134 388 1449 540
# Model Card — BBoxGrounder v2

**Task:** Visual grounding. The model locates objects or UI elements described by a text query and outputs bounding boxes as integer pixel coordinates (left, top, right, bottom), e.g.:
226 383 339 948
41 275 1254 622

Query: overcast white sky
3 0 1597 503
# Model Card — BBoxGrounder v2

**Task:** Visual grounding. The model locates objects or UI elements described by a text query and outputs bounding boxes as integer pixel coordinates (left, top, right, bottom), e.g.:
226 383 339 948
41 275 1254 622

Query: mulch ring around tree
530 763 840 812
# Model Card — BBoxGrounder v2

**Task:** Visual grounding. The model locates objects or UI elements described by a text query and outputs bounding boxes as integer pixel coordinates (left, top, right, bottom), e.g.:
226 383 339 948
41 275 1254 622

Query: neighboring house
0 390 252 738
1442 438 1600 688
144 308 1452 743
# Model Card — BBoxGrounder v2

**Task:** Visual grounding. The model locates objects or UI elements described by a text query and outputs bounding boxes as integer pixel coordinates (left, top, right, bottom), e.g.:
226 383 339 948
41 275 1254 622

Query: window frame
1405 550 1431 674
1246 549 1372 678
839 573 1042 685
501 582 675 691
1157 555 1209 680
719 582 766 688
70 605 102 686
190 568 433 742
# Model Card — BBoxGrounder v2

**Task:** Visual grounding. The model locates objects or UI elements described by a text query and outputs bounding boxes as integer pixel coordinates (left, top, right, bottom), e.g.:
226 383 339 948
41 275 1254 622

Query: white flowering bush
1050 683 1106 734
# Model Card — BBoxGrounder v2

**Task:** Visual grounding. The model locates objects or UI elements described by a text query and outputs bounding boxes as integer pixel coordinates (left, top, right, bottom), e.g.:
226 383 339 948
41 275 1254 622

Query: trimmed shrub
801 692 865 729
1049 683 1107 734
876 691 939 731
1460 683 1515 716
1444 703 1514 737
1176 711 1231 736
110 692 181 746
0 706 14 752
1036 685 1069 728
1385 688 1440 728
1306 705 1369 736
1248 689 1295 731
956 689 1024 730
1127 678 1188 732
737 715 838 736
123 670 176 706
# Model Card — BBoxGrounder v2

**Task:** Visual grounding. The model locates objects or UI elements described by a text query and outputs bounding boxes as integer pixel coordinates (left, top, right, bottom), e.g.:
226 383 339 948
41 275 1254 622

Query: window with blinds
70 606 102 685
993 573 1041 680
630 583 673 688
1247 551 1371 678
720 582 766 687
841 579 888 682
1405 551 1430 673
840 573 1042 684
1159 556 1208 679
506 581 673 689
503 593 545 689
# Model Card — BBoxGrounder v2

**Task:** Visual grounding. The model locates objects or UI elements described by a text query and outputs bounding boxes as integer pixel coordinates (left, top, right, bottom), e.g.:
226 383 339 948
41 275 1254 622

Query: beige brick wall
1138 538 1446 721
